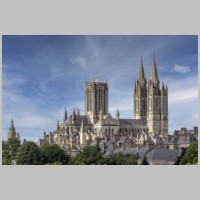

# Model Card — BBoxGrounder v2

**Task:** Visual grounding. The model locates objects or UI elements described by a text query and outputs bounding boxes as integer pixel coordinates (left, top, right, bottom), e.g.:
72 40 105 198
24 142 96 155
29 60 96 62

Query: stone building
39 55 170 153
7 119 20 139
167 127 198 149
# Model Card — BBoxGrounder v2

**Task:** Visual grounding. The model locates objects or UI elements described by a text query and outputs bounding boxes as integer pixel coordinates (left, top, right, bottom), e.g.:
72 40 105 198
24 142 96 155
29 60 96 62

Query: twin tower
84 55 168 137
134 55 168 137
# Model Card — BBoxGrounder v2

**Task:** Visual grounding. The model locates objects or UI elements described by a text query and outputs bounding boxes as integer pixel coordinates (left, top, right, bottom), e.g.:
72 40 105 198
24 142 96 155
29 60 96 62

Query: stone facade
134 55 168 137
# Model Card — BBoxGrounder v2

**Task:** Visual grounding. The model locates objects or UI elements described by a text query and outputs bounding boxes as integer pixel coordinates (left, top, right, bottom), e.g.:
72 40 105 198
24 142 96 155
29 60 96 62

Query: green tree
16 141 43 165
104 152 137 165
180 142 198 165
141 155 149 165
40 144 70 165
69 146 104 165
2 141 11 165
2 138 21 165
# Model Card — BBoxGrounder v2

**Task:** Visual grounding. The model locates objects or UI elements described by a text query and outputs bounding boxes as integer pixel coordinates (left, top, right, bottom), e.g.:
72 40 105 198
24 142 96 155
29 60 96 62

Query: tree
141 155 149 165
69 146 105 165
2 150 11 165
2 138 21 165
39 144 70 165
104 152 137 165
16 141 43 165
180 142 198 165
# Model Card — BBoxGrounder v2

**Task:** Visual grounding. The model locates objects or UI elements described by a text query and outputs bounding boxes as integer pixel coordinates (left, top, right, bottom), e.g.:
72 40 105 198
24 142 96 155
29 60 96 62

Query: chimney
181 128 187 135
194 127 198 135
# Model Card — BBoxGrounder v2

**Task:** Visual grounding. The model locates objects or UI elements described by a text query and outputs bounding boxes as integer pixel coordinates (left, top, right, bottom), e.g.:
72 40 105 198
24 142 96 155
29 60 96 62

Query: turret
99 108 103 121
138 56 146 85
57 120 60 130
72 108 76 123
63 108 68 122
77 107 80 116
116 108 120 121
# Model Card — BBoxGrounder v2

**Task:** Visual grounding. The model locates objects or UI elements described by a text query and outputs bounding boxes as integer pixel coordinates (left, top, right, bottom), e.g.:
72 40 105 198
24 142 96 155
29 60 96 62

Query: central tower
85 80 108 123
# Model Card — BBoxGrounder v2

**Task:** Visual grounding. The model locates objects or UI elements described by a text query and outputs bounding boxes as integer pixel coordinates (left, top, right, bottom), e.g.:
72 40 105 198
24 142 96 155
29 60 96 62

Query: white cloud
71 56 87 67
171 64 191 74
3 73 26 87
169 87 198 104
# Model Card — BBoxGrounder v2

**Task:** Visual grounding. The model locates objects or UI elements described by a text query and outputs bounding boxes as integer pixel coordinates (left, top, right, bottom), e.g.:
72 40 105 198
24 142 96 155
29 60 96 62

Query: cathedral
39 55 170 153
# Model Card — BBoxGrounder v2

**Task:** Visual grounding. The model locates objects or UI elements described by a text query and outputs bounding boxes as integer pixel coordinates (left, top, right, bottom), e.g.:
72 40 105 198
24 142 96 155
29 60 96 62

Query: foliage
69 146 105 165
2 138 21 165
16 141 43 165
141 155 149 165
2 151 10 165
180 142 198 165
175 147 187 165
104 152 137 165
40 144 70 165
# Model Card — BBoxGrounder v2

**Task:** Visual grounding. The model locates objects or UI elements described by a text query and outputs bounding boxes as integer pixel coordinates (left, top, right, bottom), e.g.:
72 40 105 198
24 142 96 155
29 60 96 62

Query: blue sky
2 35 198 141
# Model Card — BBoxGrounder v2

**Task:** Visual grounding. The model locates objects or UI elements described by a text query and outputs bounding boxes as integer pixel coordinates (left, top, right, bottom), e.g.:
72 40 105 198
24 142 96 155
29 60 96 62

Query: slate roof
144 148 180 162
177 135 197 144
111 147 147 158
120 119 146 126
65 115 92 126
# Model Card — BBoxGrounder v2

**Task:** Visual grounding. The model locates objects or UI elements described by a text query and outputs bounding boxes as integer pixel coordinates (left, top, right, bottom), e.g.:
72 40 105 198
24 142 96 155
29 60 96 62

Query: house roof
144 148 180 162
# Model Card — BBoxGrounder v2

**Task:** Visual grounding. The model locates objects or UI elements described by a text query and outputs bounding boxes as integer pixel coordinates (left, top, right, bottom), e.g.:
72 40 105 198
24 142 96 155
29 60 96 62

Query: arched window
108 127 111 137
143 99 145 110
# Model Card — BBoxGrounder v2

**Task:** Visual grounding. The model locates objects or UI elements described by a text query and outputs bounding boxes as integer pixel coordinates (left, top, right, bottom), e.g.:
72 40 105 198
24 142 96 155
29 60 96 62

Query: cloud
169 87 198 104
3 73 26 87
71 56 87 67
171 64 191 74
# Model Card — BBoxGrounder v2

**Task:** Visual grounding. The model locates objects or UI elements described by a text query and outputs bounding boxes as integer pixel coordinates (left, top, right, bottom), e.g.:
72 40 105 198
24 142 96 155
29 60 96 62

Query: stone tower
146 55 168 137
85 80 108 123
134 57 147 119
7 119 20 139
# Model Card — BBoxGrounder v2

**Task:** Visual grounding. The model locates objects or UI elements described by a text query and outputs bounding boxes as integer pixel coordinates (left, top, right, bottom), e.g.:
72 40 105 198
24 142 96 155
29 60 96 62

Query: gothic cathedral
40 55 168 151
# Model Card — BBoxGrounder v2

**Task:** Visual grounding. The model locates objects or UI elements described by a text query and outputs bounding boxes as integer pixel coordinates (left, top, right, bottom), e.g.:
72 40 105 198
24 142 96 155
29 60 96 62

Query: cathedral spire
11 118 14 128
77 107 80 116
150 54 159 84
72 108 76 121
80 119 85 132
116 108 120 117
63 108 68 122
9 118 15 131
116 108 120 120
57 120 60 130
80 119 86 146
138 56 146 84
161 82 165 90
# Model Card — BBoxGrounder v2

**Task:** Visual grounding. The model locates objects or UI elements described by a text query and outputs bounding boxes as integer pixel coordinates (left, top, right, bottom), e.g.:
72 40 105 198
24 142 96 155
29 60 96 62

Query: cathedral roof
119 119 146 126
65 115 92 126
